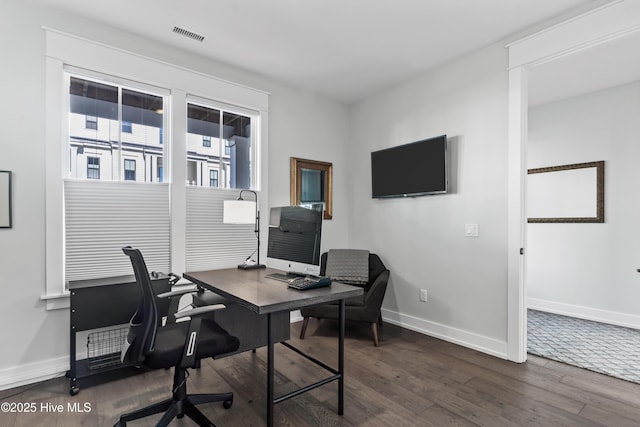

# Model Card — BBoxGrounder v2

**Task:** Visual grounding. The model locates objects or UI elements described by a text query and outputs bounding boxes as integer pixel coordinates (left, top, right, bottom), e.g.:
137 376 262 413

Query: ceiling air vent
172 26 205 42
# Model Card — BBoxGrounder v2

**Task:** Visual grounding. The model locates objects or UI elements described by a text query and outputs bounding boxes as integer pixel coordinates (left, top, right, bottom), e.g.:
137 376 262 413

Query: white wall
348 44 511 357
0 0 349 388
527 81 640 326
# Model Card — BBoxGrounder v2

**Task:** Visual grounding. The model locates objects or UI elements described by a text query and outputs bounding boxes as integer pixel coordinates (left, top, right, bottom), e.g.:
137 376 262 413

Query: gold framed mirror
290 157 333 220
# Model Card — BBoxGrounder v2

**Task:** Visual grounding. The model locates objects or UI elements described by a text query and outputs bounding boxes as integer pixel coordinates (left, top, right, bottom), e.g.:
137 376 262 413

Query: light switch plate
465 223 479 237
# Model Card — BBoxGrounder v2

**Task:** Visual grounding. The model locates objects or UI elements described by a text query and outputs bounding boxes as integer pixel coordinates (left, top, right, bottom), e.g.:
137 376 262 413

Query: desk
183 267 364 427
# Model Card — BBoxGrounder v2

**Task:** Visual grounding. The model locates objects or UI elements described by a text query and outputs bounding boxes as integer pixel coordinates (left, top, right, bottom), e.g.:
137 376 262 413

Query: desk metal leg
267 312 274 427
338 299 345 415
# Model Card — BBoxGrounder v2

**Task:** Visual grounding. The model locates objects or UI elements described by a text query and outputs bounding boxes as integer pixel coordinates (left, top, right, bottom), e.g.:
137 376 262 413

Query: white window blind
186 187 258 271
65 180 170 283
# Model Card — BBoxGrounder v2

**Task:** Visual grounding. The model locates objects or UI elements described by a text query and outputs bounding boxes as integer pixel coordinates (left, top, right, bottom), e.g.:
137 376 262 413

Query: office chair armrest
174 304 226 320
176 303 228 368
157 285 199 299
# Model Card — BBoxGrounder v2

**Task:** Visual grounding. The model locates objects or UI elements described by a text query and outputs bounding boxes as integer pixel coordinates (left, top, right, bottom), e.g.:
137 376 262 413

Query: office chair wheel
223 399 233 409
113 421 125 427
69 386 79 396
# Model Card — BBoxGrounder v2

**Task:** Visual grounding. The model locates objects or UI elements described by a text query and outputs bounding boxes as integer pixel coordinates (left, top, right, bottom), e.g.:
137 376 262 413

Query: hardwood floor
2 320 640 426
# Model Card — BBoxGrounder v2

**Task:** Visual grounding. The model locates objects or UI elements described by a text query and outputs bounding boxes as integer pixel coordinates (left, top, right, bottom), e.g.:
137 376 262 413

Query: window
68 75 165 182
87 156 100 179
209 170 218 187
85 115 97 130
63 72 170 286
45 30 268 306
187 161 197 185
124 159 136 181
186 100 255 189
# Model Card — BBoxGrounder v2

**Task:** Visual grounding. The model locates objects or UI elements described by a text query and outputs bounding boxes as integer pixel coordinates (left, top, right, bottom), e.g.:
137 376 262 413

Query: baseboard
528 298 640 330
380 308 509 360
0 356 68 391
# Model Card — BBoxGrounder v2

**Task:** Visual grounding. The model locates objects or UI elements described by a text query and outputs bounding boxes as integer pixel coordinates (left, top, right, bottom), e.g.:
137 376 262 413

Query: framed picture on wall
0 170 12 228
527 161 604 223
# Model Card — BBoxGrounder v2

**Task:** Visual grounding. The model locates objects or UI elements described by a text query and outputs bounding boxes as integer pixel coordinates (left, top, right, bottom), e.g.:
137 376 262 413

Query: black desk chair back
115 247 239 427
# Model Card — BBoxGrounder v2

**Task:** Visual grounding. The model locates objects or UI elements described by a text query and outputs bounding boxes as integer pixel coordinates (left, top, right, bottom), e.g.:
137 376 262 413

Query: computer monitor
266 205 323 275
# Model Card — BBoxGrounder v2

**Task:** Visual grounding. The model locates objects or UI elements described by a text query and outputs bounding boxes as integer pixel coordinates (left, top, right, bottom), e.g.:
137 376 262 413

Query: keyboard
287 276 332 290
265 272 301 282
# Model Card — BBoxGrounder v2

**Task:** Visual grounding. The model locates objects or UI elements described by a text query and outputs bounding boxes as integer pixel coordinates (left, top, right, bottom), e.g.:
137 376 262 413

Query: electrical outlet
419 289 428 302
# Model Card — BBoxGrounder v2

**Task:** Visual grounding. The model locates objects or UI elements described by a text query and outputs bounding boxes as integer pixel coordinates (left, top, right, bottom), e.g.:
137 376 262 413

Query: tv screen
371 134 448 198
267 205 323 267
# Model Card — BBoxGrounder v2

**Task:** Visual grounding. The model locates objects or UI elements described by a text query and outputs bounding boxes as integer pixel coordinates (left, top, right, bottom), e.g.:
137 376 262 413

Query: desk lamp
223 189 266 270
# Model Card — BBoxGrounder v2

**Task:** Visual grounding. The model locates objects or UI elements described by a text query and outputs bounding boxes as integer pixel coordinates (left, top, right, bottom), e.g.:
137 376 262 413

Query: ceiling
27 0 610 104
528 30 640 107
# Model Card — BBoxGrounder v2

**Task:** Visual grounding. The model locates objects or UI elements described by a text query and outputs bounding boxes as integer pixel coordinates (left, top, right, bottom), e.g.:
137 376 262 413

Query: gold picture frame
290 157 333 220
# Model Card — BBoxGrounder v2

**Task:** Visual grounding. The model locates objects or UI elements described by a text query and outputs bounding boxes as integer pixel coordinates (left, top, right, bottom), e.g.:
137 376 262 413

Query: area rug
527 309 640 384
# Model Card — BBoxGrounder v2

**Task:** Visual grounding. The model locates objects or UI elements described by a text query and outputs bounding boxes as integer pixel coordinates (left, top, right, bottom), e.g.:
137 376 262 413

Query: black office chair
115 247 240 427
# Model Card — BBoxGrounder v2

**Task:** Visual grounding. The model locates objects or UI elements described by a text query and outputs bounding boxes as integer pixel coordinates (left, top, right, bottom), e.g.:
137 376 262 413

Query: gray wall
0 0 350 388
348 44 511 356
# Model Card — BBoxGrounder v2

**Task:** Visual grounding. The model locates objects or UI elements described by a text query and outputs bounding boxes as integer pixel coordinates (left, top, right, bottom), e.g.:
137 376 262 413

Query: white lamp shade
223 200 256 224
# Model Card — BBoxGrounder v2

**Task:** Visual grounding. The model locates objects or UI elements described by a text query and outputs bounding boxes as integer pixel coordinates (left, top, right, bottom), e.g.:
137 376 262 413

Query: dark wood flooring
2 320 640 426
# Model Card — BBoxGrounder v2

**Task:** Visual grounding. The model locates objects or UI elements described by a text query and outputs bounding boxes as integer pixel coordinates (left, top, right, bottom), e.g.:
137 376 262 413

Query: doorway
506 1 640 364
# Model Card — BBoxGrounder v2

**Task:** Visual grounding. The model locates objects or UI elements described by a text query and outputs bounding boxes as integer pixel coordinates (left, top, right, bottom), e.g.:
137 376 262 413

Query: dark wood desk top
183 268 364 315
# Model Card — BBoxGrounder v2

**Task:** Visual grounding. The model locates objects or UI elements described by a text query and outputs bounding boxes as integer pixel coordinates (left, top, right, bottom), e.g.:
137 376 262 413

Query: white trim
508 1 640 69
381 308 508 360
0 356 68 391
45 55 66 303
44 27 269 111
507 0 640 367
506 66 528 363
528 298 640 330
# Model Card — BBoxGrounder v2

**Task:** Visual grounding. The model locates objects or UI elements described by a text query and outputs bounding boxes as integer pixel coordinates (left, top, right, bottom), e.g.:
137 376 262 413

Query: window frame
85 115 97 130
86 156 100 180
209 169 219 187
122 120 132 133
187 95 260 190
44 29 269 309
124 158 136 181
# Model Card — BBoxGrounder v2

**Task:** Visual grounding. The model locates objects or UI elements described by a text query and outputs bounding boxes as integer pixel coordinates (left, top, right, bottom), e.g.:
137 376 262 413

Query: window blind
65 180 170 283
186 187 258 271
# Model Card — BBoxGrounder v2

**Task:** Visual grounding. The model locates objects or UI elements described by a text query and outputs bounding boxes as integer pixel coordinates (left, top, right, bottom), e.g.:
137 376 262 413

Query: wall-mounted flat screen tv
371 134 448 198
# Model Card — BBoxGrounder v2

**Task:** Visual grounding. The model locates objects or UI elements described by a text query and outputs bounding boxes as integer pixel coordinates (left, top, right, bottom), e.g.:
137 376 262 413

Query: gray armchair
299 252 390 346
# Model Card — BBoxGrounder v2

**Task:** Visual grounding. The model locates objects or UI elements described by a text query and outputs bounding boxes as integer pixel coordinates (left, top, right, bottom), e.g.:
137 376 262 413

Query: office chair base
114 393 232 427
114 368 233 427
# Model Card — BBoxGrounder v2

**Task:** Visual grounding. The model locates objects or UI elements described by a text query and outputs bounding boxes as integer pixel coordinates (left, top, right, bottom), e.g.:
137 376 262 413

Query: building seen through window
186 102 252 188
68 75 255 189
68 75 165 182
